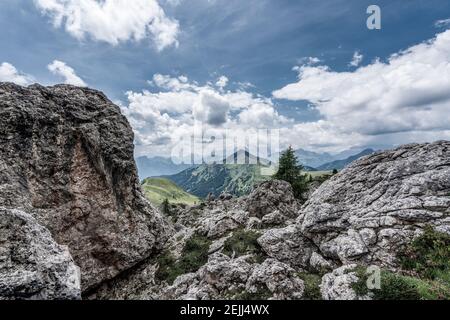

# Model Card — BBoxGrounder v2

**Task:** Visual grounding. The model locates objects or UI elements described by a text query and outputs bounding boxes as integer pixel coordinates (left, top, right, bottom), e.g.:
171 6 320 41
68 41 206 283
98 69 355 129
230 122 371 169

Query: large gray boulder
299 141 450 269
0 83 169 292
0 208 81 300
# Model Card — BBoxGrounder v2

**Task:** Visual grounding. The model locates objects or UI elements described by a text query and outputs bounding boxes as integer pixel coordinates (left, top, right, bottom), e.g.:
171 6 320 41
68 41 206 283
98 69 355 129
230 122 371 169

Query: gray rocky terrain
1 83 449 300
300 142 450 269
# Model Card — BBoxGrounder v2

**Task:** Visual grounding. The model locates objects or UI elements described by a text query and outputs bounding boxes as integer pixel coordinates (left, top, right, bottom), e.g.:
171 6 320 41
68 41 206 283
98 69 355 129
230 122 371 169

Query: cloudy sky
1 0 450 157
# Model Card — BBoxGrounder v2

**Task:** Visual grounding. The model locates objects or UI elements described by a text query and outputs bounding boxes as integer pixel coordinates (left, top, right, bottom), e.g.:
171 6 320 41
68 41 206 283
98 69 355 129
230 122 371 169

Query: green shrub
399 226 450 283
179 233 211 273
351 267 450 300
351 266 370 296
297 272 322 300
223 229 264 262
155 251 179 284
155 234 212 284
374 271 422 300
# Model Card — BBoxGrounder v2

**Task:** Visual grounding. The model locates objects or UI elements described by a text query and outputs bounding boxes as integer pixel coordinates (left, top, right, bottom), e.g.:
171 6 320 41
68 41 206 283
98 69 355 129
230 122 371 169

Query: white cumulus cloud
34 0 179 51
122 74 290 157
193 90 230 126
0 62 33 86
273 30 450 150
48 60 87 86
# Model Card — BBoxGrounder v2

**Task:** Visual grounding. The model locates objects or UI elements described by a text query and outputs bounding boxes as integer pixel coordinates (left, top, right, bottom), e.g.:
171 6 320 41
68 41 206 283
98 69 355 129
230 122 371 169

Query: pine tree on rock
273 146 308 201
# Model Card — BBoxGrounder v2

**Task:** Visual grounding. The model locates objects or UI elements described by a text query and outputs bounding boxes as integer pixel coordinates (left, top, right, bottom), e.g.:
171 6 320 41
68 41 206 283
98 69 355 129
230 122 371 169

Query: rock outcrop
0 83 168 292
245 180 300 223
299 141 450 269
0 208 81 300
257 225 317 271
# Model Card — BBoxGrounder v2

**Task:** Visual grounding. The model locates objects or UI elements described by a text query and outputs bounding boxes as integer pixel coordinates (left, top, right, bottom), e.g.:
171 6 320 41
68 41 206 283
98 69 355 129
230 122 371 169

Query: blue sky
1 0 450 157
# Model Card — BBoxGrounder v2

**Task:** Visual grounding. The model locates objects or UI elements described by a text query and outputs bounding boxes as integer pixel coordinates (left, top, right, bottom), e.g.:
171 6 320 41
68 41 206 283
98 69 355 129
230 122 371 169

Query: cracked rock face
299 141 450 269
257 225 318 270
0 83 168 292
0 208 81 300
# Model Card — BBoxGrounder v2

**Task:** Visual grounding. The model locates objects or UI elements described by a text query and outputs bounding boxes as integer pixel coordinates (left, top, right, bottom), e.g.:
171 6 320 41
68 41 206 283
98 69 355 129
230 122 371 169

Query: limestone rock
205 216 242 239
219 192 233 201
258 225 317 270
245 259 304 300
202 253 253 293
0 83 168 291
85 259 160 300
245 180 300 220
0 208 81 300
309 252 332 273
300 141 450 269
320 265 370 300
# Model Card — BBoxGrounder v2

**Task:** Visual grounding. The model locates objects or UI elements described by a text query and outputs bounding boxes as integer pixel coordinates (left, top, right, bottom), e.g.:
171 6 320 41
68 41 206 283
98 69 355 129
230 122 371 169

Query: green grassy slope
142 177 200 206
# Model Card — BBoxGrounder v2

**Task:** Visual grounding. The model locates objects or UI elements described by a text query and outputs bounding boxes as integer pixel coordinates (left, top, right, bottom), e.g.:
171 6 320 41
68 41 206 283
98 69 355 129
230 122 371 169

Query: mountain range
136 156 193 180
137 148 377 199
136 148 376 179
316 148 375 170
293 147 375 168
165 162 268 199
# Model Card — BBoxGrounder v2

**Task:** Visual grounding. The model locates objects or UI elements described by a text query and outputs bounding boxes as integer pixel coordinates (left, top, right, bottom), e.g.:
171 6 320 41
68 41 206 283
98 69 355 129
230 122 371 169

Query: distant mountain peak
223 150 271 166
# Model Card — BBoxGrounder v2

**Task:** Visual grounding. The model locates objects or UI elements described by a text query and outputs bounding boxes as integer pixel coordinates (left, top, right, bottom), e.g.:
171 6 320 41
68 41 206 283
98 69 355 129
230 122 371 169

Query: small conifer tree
273 146 308 201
